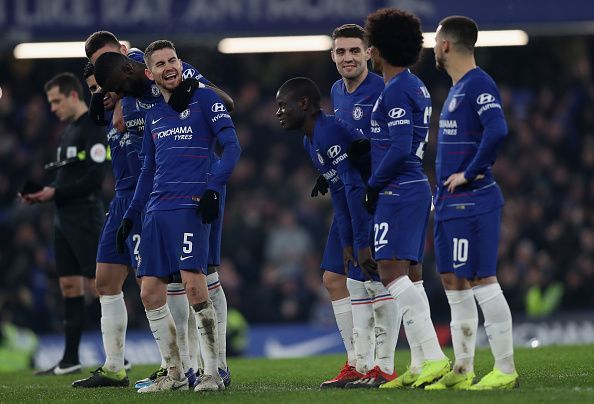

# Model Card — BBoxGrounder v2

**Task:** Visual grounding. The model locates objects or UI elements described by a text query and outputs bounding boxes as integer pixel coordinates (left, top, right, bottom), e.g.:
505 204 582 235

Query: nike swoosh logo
264 334 341 358
180 255 193 261
453 262 466 268
375 244 387 252
151 117 163 124
171 381 187 390
334 108 339 113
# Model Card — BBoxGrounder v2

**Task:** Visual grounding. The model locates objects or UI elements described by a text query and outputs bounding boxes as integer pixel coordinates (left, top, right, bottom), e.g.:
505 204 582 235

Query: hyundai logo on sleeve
327 145 341 158
211 103 226 112
476 93 496 105
388 107 406 119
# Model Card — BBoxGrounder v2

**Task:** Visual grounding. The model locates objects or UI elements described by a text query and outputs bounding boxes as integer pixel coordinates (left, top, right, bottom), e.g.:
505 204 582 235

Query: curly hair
365 8 423 67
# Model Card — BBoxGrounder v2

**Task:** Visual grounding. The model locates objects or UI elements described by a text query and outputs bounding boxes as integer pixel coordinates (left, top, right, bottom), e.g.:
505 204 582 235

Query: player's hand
89 91 109 126
197 189 219 224
444 172 485 193
116 218 133 254
363 185 379 214
310 175 329 197
169 78 204 113
358 246 378 280
342 245 356 275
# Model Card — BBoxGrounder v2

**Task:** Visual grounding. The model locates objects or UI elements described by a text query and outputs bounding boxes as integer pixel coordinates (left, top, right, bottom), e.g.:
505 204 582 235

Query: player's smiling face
145 48 183 94
275 90 303 130
332 37 369 80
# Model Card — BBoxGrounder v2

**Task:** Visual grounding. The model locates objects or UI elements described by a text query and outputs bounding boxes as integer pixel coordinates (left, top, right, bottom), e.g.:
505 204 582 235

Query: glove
197 190 219 224
363 185 380 214
310 175 329 197
168 78 204 113
89 91 109 125
116 218 133 254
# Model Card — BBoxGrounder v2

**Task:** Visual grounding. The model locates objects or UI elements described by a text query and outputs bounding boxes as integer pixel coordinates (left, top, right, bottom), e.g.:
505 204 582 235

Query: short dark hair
83 62 94 79
85 31 120 59
44 72 84 99
438 16 478 52
365 8 423 67
144 40 176 66
93 52 129 88
332 24 366 41
278 77 321 109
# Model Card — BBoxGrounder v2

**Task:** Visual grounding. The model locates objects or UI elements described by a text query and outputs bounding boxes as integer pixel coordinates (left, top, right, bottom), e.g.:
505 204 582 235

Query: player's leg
346 278 375 375
206 186 230 385
426 218 477 390
177 211 224 392
166 273 192 384
375 198 448 389
402 264 427 378
468 209 518 390
136 211 188 393
319 219 360 388
367 280 398 378
73 196 141 387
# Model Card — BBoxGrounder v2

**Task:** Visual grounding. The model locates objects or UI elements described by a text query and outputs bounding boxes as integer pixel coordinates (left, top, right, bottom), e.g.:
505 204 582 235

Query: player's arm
124 115 156 220
463 80 508 181
367 92 413 191
53 123 108 204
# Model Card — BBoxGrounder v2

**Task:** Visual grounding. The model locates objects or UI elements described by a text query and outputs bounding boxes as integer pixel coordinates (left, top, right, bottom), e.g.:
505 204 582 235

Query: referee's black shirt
51 111 108 209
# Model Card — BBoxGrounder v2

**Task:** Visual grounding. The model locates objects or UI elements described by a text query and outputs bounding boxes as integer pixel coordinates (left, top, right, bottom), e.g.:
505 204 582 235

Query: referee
20 73 108 375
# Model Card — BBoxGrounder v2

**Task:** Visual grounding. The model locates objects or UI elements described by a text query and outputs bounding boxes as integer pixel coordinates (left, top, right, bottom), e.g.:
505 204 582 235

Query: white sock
100 293 127 372
347 279 374 374
193 300 219 376
387 276 445 362
167 283 190 373
207 272 227 370
473 283 515 374
331 296 355 366
187 304 201 371
446 289 478 374
366 281 398 374
145 304 182 379
414 280 430 310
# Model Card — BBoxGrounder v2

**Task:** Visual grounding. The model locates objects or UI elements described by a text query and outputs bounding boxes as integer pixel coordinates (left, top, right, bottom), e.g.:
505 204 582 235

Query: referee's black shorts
54 202 105 278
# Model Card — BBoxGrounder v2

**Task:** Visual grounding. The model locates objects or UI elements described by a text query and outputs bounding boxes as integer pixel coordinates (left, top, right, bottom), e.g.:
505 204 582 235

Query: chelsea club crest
151 84 161 97
448 97 458 112
352 105 363 120
180 109 190 119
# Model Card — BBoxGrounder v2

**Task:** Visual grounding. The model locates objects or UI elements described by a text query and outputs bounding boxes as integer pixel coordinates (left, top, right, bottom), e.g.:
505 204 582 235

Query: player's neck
448 56 477 85
160 88 172 102
382 65 406 84
304 111 321 138
343 70 368 93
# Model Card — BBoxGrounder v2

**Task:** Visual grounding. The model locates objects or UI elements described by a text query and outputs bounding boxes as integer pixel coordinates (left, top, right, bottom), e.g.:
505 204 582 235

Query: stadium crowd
0 35 593 335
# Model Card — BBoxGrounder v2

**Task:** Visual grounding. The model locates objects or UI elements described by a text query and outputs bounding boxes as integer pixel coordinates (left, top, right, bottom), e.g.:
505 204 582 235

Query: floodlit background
0 0 593 367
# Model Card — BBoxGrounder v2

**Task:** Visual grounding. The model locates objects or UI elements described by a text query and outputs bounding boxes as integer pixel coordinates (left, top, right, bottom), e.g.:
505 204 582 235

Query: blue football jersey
331 72 384 138
310 113 370 251
104 110 139 192
434 67 507 220
126 88 238 215
368 69 431 201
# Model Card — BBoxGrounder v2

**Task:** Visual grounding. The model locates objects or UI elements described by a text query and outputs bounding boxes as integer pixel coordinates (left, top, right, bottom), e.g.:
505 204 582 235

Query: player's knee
322 271 346 295
140 287 165 309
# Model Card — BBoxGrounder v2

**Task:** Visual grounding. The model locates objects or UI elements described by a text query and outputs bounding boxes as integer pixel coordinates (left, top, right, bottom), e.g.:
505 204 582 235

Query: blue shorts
373 196 431 263
434 208 501 279
137 209 209 278
207 185 225 267
96 192 142 268
321 218 379 282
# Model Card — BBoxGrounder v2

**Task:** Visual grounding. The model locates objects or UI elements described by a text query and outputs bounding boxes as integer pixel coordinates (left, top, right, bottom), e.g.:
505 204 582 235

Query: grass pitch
0 345 592 403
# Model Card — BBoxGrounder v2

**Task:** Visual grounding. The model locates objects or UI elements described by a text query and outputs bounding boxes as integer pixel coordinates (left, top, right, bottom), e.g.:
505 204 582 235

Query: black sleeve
54 120 108 203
